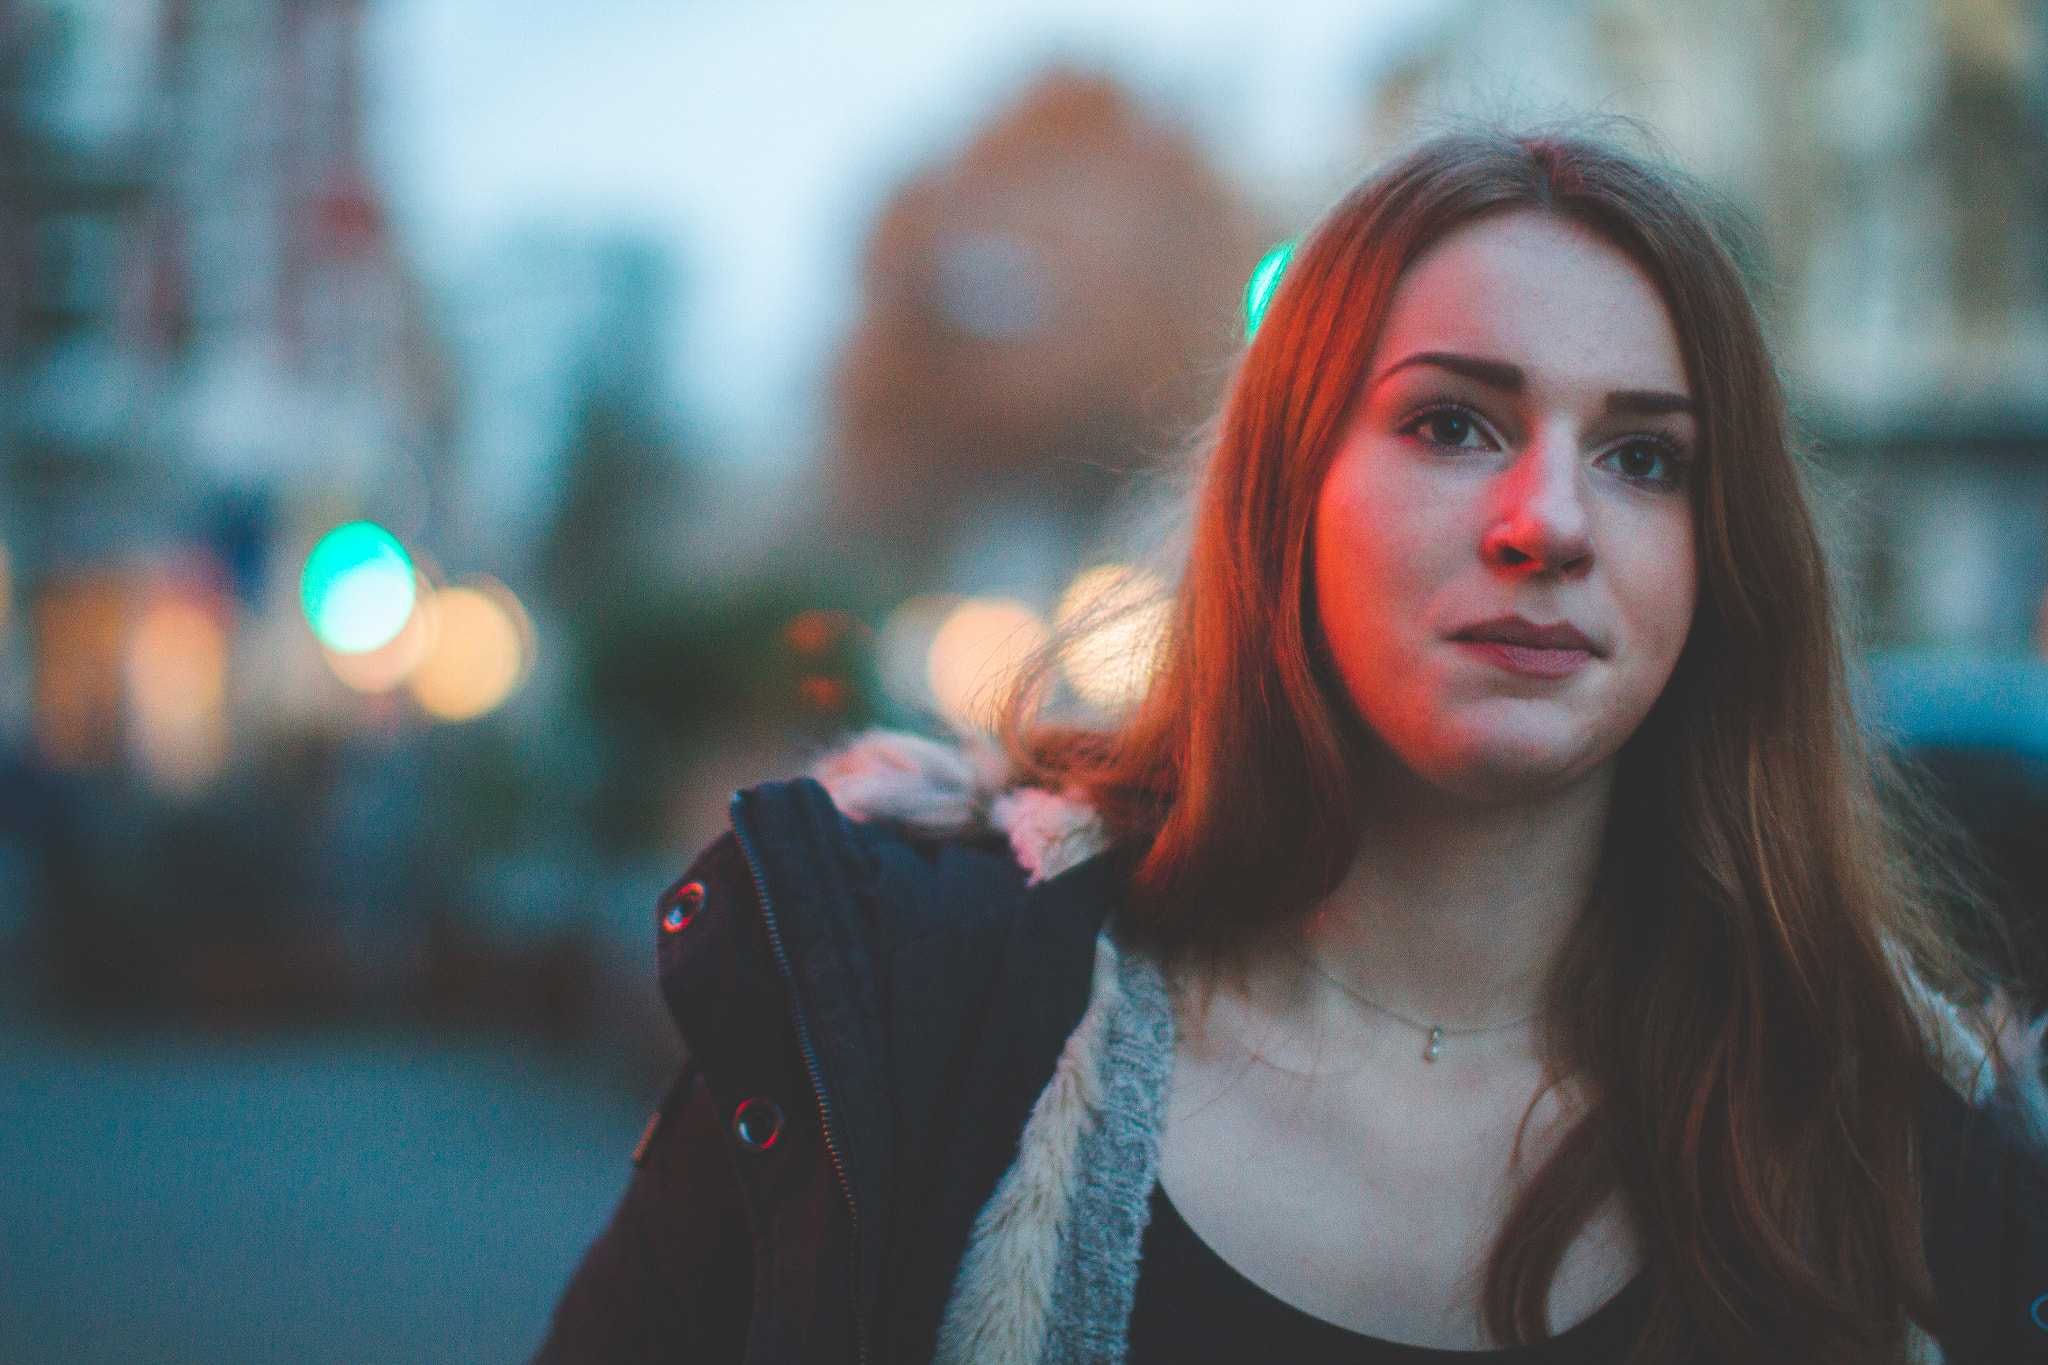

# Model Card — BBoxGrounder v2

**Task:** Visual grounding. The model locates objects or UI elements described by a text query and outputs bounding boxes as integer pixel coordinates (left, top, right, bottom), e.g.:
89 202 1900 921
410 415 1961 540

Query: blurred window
937 234 1046 339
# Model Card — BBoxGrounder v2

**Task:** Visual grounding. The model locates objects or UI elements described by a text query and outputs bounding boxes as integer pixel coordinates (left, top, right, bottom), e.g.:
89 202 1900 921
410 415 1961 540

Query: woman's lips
1455 639 1593 678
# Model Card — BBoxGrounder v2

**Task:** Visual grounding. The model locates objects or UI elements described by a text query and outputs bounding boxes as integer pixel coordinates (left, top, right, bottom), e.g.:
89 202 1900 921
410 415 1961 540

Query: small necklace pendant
1423 1026 1443 1062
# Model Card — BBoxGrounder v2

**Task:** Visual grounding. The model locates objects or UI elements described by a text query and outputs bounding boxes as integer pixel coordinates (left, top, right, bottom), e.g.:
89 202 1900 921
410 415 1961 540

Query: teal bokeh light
1244 239 1296 341
301 522 417 654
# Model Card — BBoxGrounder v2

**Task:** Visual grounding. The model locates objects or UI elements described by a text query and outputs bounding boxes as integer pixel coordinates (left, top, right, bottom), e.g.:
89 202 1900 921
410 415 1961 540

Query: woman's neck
1295 757 1614 1048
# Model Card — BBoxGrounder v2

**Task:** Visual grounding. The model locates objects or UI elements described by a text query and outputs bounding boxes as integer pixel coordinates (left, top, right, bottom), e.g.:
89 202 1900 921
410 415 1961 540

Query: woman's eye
1408 408 1487 449
1601 439 1685 486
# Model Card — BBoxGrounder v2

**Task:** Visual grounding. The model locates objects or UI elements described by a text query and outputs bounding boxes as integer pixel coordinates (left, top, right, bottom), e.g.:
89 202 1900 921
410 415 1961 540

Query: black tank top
1126 1185 1652 1363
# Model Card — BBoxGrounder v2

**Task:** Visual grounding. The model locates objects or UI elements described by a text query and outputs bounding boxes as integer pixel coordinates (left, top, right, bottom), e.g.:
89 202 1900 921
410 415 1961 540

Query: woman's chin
1392 726 1611 807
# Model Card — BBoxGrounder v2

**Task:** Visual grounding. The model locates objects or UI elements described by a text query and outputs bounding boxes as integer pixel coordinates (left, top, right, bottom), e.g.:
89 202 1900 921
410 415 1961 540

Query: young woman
535 130 2048 1364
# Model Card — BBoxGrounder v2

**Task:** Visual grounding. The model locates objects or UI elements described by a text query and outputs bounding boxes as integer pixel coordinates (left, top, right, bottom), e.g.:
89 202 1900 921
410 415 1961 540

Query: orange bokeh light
1055 563 1170 711
927 597 1048 731
406 580 531 722
124 594 229 794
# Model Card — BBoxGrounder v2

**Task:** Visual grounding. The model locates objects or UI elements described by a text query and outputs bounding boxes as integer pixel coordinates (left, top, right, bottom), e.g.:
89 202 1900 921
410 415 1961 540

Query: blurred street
0 1024 653 1365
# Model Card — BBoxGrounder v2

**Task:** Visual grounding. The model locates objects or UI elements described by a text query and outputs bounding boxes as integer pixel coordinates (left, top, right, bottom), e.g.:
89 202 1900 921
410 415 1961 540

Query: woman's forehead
1370 213 1689 399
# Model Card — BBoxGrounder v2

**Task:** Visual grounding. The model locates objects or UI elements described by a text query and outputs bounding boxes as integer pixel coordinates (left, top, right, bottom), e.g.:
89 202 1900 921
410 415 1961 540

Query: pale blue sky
362 0 1450 467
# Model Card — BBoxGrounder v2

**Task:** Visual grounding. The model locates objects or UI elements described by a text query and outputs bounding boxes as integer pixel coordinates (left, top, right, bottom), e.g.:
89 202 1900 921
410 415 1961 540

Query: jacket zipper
730 804 870 1365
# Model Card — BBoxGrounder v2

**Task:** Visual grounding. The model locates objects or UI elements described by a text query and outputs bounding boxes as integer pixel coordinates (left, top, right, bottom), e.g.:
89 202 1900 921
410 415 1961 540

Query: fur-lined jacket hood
535 729 2048 1365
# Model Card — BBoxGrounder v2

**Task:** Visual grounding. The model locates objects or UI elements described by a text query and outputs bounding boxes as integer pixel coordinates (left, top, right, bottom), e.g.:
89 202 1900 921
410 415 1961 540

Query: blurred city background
2 0 2046 1360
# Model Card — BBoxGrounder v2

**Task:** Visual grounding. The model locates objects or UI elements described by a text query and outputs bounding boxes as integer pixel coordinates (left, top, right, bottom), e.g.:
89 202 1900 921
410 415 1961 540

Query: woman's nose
1481 436 1593 576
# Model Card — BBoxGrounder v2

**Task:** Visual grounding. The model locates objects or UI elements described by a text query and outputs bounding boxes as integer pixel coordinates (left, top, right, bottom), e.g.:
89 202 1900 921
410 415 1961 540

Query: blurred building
831 69 1268 605
1 0 455 785
1368 0 2048 653
0 0 464 1017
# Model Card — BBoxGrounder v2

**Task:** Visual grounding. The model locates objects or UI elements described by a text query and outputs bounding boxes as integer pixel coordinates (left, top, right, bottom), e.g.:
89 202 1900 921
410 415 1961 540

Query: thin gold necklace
1291 947 1539 1062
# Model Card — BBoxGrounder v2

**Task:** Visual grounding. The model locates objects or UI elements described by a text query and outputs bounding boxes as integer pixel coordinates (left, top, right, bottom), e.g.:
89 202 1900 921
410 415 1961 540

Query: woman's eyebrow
1374 353 1696 417
1376 351 1695 417
1376 351 1523 391
1605 390 1695 416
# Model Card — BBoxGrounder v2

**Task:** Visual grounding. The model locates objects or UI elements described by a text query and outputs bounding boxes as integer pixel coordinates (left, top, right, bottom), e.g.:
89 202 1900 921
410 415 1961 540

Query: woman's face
1312 211 1697 804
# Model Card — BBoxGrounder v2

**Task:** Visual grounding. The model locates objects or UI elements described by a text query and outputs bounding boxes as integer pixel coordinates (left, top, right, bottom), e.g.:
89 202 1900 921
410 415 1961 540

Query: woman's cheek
1607 514 1697 697
1347 522 1432 675
1317 439 1469 679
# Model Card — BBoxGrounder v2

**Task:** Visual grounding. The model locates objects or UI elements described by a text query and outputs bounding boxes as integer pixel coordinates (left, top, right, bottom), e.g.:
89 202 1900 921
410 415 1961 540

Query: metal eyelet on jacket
732 1097 784 1151
662 881 705 932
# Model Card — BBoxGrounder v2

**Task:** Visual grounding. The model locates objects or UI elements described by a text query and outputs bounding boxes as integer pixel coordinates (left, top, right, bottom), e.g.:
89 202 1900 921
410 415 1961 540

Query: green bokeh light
301 522 417 654
1244 239 1296 341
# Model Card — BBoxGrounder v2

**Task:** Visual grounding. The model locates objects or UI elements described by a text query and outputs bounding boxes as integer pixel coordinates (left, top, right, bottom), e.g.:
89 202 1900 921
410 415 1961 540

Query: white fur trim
933 935 1123 1365
991 786 1111 885
810 728 1110 882
810 729 1007 839
1986 995 2048 1149
1888 940 2048 1147
1891 943 1999 1105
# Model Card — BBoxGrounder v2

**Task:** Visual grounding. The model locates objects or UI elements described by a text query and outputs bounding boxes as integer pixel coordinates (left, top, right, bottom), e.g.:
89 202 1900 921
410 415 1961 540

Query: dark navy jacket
534 777 2048 1363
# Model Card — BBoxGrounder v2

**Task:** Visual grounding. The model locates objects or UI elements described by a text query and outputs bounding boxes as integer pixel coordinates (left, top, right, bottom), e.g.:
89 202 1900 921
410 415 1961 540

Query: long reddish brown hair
1007 129 2025 1361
